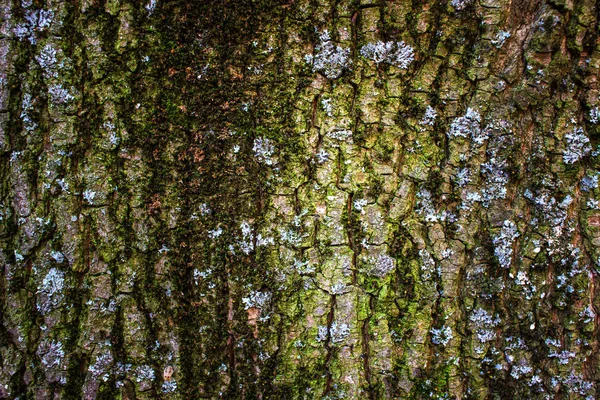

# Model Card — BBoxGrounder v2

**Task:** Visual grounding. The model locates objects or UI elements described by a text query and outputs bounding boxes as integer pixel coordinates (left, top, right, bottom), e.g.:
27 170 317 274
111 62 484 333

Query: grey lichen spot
589 107 599 124
161 380 177 393
83 189 96 204
360 40 415 69
557 372 594 397
480 156 509 205
448 108 482 141
370 253 395 278
510 362 532 380
88 346 113 379
242 290 271 310
353 198 367 213
453 168 471 187
38 340 65 369
37 267 65 314
579 306 596 323
48 84 73 105
316 325 328 342
491 30 511 48
420 105 436 126
330 282 347 295
430 325 453 346
563 127 591 164
317 321 350 344
321 97 333 117
146 0 157 14
469 308 499 344
327 128 353 145
315 149 330 164
35 43 59 78
237 221 273 254
305 30 351 79
419 249 437 280
493 220 519 269
136 365 156 382
13 8 54 44
580 172 599 192
253 137 275 165
21 93 37 132
330 322 350 343
451 0 473 10
50 250 64 263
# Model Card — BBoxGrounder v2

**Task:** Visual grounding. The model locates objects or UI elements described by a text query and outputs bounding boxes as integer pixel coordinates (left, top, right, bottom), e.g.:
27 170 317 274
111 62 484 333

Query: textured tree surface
1 0 600 398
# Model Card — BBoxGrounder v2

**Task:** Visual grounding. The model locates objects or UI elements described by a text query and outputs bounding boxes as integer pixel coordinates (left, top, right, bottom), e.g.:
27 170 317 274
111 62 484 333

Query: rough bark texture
1 0 600 398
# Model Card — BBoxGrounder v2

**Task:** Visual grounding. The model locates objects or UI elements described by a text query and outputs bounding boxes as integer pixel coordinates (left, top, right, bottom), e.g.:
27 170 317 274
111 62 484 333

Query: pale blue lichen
469 308 499 343
20 93 37 132
35 44 59 78
146 0 157 14
161 380 177 393
242 290 271 310
315 149 330 164
491 31 511 48
510 362 532 380
360 40 415 69
37 267 65 314
371 253 395 278
430 325 453 346
253 137 275 165
453 168 471 187
451 0 473 10
38 340 65 369
305 30 351 79
493 220 519 269
420 105 437 126
327 128 353 145
83 189 96 204
317 321 350 344
48 84 73 105
589 107 599 124
563 127 591 164
448 108 481 140
136 365 156 382
321 97 333 117
13 9 54 44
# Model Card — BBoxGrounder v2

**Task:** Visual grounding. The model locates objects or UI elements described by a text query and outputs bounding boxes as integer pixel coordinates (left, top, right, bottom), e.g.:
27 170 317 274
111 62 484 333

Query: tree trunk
1 0 599 398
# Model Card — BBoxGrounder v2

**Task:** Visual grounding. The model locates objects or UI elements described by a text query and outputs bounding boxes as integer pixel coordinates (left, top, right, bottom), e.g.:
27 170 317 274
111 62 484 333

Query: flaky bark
1 0 600 398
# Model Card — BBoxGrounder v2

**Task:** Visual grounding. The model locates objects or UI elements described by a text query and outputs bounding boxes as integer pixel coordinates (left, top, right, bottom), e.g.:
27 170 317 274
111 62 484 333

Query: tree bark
1 0 600 398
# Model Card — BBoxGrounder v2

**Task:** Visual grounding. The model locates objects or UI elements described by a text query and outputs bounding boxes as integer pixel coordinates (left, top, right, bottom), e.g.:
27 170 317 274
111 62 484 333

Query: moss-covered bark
1 0 600 398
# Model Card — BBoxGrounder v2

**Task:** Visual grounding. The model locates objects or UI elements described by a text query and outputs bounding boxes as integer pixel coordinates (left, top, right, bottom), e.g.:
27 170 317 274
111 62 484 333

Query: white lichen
420 105 437 126
371 253 395 278
253 137 275 165
563 127 591 164
38 340 64 369
493 220 519 269
589 107 599 124
305 30 351 79
37 268 65 314
48 84 73 105
316 321 350 344
491 30 511 48
242 291 271 310
35 44 59 78
451 0 473 10
360 40 415 69
448 108 482 141
431 325 453 346
469 308 499 343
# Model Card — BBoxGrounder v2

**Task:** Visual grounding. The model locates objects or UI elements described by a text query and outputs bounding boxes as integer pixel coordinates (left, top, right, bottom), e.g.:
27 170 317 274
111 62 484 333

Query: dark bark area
1 0 599 398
